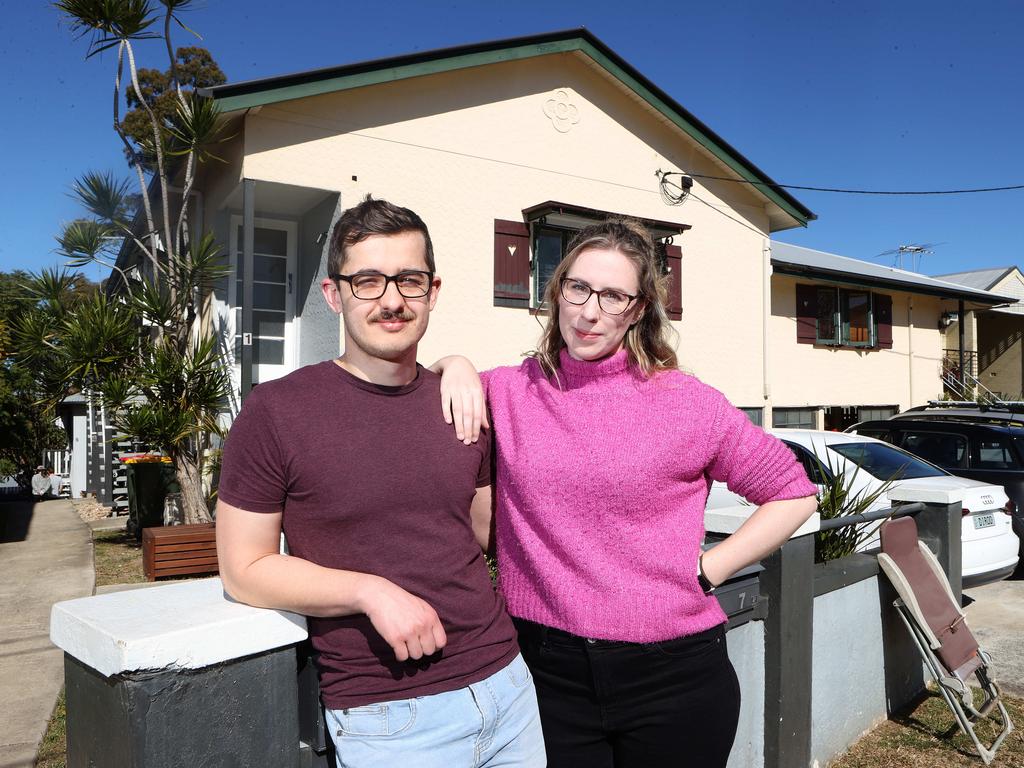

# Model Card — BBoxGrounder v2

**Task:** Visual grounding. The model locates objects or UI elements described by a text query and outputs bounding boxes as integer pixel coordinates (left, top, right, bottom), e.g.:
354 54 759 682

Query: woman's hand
430 355 488 444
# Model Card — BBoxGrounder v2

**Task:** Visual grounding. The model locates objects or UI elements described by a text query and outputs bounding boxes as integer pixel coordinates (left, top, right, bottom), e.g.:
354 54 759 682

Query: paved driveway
964 568 1024 697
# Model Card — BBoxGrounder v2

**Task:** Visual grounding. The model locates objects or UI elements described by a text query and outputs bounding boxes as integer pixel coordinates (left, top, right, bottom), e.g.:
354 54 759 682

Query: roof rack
910 400 1024 414
892 401 1024 427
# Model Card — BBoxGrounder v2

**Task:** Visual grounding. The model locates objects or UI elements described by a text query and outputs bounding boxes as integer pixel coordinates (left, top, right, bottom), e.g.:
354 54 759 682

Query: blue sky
2 0 1022 280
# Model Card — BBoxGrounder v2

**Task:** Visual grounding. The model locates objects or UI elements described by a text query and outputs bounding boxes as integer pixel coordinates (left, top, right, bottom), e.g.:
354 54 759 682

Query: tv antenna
875 242 944 271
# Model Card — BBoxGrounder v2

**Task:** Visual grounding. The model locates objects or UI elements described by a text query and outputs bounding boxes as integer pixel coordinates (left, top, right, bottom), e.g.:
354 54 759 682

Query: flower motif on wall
543 89 580 133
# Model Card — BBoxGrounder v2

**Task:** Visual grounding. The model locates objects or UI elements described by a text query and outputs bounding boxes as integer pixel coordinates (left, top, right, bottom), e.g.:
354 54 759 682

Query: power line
668 171 1024 196
686 191 768 239
266 110 779 239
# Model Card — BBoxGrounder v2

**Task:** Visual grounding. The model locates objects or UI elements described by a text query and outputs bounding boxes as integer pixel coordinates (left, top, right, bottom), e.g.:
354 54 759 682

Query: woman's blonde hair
530 218 679 379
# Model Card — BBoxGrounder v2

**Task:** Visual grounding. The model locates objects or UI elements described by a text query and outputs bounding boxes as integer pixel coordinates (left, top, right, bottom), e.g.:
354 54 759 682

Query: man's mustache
371 309 415 323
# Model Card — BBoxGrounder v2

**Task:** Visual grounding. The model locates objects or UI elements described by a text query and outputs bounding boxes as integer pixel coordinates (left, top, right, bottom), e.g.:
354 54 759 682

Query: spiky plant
812 444 901 563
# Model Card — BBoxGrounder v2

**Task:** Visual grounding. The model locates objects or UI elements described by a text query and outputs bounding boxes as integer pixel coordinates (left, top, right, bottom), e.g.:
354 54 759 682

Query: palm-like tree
42 0 232 524
17 259 229 524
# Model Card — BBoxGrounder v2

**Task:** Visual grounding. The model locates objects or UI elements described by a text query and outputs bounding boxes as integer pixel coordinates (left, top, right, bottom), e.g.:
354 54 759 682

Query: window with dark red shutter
796 284 818 344
795 284 894 349
493 220 530 308
664 244 682 320
518 202 690 311
874 293 893 349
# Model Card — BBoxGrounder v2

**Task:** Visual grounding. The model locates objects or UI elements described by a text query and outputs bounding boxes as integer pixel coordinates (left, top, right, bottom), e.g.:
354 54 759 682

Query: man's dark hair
328 195 435 276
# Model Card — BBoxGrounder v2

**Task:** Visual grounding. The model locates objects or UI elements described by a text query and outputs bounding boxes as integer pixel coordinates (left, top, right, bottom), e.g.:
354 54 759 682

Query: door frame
228 215 299 384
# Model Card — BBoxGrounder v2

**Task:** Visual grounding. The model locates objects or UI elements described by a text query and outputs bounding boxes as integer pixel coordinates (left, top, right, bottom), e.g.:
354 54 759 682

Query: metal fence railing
817 501 924 531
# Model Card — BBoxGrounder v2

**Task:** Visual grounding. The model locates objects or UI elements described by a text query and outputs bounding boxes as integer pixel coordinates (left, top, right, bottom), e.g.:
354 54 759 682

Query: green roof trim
202 29 814 226
207 38 583 113
570 39 810 226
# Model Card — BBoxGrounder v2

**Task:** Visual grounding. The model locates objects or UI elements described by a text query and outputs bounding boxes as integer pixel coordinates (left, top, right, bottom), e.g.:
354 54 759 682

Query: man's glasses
330 270 434 300
559 277 638 315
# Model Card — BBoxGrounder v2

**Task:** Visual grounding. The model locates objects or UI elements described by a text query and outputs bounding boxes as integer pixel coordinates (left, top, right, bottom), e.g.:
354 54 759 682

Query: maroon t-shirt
218 361 518 709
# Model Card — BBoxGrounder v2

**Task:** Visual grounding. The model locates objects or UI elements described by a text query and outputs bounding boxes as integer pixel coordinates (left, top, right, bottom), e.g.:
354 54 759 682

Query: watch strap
697 554 716 595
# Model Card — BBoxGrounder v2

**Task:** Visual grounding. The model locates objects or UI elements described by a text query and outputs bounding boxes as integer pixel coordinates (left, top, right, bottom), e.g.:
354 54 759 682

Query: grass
35 689 66 768
92 527 145 587
830 687 1024 767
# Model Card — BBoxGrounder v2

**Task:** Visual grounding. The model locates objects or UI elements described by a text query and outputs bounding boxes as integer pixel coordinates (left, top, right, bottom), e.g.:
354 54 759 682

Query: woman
437 219 818 767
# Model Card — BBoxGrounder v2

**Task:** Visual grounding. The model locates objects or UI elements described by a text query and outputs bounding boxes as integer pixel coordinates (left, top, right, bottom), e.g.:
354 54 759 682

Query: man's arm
469 484 495 553
216 500 447 661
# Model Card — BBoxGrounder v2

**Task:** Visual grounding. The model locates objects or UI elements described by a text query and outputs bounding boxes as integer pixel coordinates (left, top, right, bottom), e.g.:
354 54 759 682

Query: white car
706 429 1020 587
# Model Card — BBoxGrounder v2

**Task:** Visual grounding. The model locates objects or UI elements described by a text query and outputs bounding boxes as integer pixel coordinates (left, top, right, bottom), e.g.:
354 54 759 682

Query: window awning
522 201 691 242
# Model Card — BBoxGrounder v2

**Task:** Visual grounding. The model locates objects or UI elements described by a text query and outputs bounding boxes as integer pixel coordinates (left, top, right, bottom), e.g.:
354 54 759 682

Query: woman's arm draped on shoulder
700 397 819 586
429 355 488 444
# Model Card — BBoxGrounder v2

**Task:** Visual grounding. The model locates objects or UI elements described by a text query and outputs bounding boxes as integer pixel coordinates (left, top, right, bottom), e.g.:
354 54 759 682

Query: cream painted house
191 29 813 413
183 29 1010 428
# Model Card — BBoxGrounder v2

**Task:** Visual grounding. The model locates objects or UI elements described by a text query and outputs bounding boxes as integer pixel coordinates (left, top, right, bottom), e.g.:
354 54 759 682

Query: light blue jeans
326 654 546 768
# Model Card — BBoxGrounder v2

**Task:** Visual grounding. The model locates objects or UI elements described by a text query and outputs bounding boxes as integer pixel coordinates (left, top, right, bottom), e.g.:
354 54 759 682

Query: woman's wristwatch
697 554 716 595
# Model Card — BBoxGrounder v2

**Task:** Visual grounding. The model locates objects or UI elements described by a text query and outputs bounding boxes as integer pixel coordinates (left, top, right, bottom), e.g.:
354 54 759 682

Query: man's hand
358 575 448 662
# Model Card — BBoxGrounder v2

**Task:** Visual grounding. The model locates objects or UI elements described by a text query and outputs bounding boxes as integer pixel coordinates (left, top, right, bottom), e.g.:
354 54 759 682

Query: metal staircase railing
941 356 1005 404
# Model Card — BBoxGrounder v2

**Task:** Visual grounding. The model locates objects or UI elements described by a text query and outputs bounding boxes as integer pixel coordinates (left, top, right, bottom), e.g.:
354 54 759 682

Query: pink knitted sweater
483 349 817 642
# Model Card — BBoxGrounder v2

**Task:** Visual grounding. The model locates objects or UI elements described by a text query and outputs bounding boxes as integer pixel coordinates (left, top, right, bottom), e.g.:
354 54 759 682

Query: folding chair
877 515 1014 764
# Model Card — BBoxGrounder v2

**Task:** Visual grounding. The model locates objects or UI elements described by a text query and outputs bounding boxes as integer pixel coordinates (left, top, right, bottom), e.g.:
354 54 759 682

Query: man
217 196 543 767
49 468 64 498
31 466 51 500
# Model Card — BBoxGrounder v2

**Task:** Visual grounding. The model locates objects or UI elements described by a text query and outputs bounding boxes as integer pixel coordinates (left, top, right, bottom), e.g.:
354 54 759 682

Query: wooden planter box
142 523 218 581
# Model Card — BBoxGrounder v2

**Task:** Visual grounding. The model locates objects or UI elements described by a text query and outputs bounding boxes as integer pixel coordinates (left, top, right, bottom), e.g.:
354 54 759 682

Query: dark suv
847 403 1024 552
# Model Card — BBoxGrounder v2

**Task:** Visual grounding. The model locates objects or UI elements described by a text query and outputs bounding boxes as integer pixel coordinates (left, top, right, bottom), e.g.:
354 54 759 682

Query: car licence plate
973 513 995 529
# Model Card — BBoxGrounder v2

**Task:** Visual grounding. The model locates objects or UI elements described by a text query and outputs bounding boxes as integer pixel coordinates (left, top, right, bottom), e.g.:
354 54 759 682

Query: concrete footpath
0 499 93 768
964 569 1024 697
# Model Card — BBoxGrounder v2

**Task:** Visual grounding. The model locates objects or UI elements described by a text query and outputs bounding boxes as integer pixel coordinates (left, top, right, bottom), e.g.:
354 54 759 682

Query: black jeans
513 618 740 768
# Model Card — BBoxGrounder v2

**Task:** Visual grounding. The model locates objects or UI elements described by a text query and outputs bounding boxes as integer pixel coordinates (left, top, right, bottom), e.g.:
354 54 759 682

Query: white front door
230 217 297 384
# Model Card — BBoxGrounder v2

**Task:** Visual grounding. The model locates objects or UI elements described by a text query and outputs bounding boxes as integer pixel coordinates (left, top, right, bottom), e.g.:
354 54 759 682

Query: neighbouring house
933 266 1024 399
768 243 1013 430
59 390 135 510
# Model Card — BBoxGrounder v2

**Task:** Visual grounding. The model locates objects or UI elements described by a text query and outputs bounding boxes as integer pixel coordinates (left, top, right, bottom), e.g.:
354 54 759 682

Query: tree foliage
0 270 33 358
121 46 226 164
0 270 96 479
0 363 67 480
